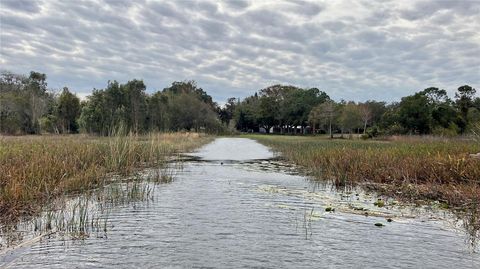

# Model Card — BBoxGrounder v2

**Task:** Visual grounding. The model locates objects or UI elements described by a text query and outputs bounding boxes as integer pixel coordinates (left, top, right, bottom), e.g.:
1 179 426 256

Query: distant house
268 126 313 135
269 127 281 133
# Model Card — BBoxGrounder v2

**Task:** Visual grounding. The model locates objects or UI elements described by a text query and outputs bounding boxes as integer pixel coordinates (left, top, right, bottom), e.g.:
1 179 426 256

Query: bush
384 123 407 135
39 115 58 134
432 123 460 137
366 126 380 138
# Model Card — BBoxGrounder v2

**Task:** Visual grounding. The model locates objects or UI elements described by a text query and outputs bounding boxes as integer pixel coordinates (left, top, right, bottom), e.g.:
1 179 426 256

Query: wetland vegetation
2 0 480 266
247 134 480 247
0 132 212 222
247 135 480 207
1 70 479 255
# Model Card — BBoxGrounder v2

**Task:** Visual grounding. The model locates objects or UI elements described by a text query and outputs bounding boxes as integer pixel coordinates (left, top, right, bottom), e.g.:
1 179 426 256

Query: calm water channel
1 138 479 268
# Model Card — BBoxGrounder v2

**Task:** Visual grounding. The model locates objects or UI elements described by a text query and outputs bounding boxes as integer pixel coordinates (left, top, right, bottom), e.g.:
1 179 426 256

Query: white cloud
1 0 479 102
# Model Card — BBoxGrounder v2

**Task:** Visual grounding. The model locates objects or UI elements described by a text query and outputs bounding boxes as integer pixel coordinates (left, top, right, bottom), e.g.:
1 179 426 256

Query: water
1 138 479 268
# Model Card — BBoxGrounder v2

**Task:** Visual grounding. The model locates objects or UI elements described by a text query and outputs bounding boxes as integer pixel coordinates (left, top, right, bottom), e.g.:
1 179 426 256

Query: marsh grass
248 134 480 248
247 135 480 206
0 132 211 221
0 179 158 250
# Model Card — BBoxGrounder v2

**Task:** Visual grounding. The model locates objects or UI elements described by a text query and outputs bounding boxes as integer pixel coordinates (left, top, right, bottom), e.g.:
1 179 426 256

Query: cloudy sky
1 0 479 102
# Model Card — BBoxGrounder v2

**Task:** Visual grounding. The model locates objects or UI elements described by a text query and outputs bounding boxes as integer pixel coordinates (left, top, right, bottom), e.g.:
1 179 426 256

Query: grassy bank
246 134 480 209
0 133 212 221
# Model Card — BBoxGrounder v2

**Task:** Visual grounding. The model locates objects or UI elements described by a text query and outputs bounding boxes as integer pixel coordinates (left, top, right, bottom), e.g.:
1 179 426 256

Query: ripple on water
1 138 479 268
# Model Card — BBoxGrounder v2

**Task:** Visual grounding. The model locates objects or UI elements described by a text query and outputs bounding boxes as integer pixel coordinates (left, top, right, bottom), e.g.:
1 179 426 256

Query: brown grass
0 132 212 220
247 134 480 208
248 134 480 248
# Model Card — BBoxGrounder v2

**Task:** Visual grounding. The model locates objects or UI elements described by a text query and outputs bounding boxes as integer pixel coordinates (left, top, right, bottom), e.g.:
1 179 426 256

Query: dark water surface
1 138 479 268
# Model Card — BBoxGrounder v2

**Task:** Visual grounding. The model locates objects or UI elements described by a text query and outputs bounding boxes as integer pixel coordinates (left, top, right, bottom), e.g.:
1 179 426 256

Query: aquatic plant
248 134 480 210
0 132 212 221
373 200 385 207
248 134 480 250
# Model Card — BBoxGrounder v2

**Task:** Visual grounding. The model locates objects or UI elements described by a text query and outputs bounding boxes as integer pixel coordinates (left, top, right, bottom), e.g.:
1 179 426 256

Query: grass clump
246 134 480 209
0 132 212 221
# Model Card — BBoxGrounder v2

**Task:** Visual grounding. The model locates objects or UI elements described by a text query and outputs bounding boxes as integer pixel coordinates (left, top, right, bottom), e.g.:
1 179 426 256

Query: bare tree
309 100 336 138
308 105 321 134
339 102 362 137
359 103 372 134
322 100 337 138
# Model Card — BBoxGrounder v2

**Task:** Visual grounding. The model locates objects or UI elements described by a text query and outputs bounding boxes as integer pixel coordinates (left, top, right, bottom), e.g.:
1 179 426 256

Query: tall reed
0 132 211 221
248 135 480 208
249 134 480 248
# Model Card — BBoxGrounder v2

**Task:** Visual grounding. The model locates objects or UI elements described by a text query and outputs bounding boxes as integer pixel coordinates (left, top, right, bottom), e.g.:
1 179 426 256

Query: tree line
233 84 479 137
0 71 223 135
1 71 479 137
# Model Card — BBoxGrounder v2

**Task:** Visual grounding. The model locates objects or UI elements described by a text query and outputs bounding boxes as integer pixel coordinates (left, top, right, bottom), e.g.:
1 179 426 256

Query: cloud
401 0 480 20
0 0 479 102
1 0 41 13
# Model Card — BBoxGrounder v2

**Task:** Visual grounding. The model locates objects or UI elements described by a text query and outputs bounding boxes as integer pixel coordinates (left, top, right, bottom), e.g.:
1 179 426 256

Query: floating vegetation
257 184 420 219
248 134 480 249
374 199 385 207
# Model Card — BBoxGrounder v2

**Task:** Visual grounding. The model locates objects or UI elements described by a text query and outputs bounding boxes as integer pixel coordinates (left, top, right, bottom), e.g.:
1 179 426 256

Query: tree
57 87 81 133
2 72 227 135
147 91 169 131
339 102 362 136
309 100 336 138
237 84 330 134
233 95 259 132
163 81 217 109
167 93 221 132
79 79 150 135
363 100 387 127
3 70 476 137
419 87 461 134
358 103 372 134
308 105 322 134
257 95 278 133
160 81 222 132
24 72 49 133
1 72 25 134
219 97 237 126
123 79 147 133
0 71 53 134
79 89 109 135
455 85 476 132
473 97 480 111
398 93 432 134
423 87 449 104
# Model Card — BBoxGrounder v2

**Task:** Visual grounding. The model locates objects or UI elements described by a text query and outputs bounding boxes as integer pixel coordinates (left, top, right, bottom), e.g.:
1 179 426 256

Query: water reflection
1 138 479 268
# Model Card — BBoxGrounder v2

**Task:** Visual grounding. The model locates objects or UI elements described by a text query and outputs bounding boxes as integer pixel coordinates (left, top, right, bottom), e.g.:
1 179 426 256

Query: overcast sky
1 0 479 102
